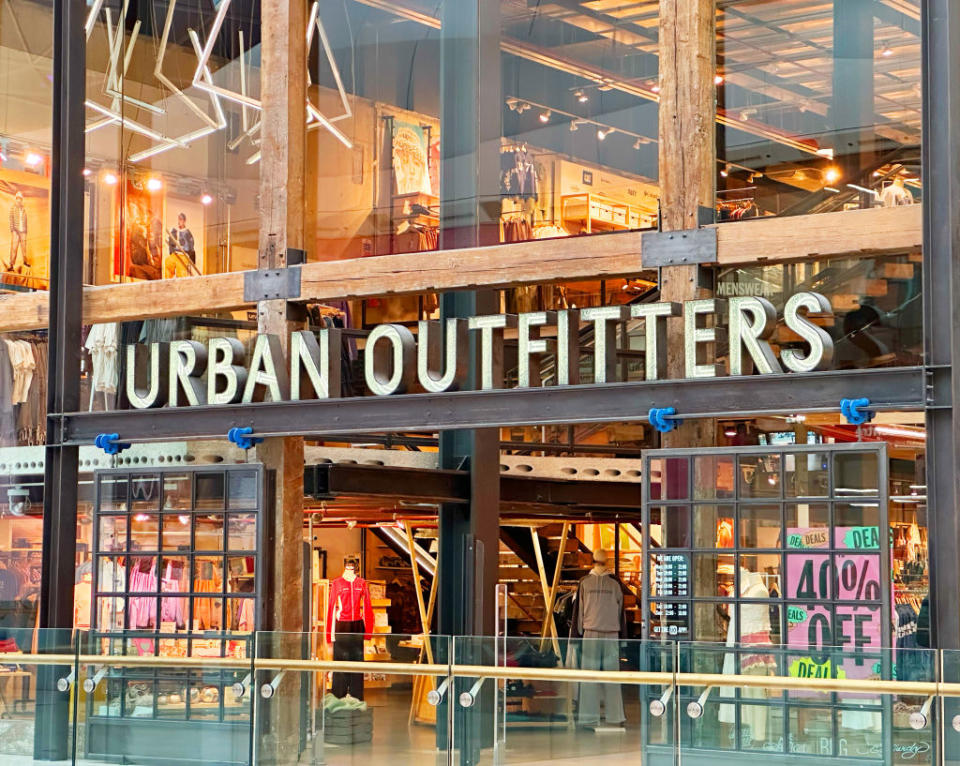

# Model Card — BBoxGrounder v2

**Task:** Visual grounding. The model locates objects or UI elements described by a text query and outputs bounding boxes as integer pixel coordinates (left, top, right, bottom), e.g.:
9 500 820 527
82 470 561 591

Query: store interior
0 0 924 293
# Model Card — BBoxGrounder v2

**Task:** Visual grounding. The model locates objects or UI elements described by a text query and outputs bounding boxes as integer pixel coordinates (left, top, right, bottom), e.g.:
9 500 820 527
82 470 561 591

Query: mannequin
719 568 776 744
570 550 626 728
325 557 374 699
880 177 913 207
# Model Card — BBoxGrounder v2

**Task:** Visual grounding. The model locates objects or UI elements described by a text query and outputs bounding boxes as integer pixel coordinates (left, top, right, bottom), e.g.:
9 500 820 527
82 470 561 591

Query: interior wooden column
254 0 306 761
658 0 717 448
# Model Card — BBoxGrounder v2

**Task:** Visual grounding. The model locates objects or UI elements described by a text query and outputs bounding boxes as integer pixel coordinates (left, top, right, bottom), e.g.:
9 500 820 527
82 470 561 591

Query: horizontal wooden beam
715 204 922 265
0 205 923 333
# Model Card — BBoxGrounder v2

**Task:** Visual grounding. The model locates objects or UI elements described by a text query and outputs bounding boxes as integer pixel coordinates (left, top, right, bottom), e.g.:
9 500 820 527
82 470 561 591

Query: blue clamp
228 427 263 450
648 407 680 434
840 398 875 426
94 433 131 456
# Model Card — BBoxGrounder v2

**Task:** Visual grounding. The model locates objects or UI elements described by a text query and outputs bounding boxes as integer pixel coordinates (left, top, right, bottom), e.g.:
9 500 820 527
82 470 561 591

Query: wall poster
115 180 203 281
0 168 50 289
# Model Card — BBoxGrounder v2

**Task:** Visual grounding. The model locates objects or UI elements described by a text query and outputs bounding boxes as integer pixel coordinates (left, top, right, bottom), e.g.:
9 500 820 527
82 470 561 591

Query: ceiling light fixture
881 47 894 57
82 168 92 177
824 166 841 184
25 152 42 167
651 83 661 94
539 110 551 123
720 164 730 178
103 172 118 186
714 74 724 86
201 193 213 205
874 426 926 440
146 177 163 192
574 90 588 103
597 128 607 140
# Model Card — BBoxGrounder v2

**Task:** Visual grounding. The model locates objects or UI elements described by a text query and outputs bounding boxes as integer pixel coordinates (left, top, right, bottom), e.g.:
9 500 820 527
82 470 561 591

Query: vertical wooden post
255 0 307 762
658 0 717 447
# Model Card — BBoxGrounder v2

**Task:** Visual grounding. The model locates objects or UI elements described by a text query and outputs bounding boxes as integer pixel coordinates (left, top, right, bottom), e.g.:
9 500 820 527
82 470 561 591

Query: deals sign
786 526 883 682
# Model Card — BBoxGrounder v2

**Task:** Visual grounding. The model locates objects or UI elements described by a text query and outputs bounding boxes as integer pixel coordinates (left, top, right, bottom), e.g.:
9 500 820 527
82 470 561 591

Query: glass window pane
651 553 690 598
650 457 689 500
195 473 225 510
693 505 734 549
834 451 880 496
161 513 192 551
835 502 881 547
130 513 159 551
226 514 257 551
785 451 829 497
227 470 258 509
739 505 781 549
739 555 781 603
130 474 160 511
785 503 830 535
162 474 192 511
786 554 832 602
650 506 690 548
98 516 127 552
716 1 921 221
693 553 733 598
100 476 128 512
835 555 882 602
649 601 690 640
739 454 781 498
195 515 224 551
693 455 735 500
692 602 728 644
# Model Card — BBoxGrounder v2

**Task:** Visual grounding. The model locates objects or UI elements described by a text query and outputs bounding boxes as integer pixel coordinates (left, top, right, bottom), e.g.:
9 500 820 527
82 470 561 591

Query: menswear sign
123 292 835 409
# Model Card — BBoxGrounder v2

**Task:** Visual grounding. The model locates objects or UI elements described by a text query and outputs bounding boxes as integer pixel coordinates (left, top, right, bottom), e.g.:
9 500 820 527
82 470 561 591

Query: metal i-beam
57 367 927 444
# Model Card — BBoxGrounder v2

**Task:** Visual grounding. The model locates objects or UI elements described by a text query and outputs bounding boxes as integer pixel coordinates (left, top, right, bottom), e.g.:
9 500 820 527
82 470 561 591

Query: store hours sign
122 291 836 409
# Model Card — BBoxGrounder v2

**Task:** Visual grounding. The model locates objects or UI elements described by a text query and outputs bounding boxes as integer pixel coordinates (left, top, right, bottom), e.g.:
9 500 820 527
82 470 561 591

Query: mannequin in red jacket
326 558 374 699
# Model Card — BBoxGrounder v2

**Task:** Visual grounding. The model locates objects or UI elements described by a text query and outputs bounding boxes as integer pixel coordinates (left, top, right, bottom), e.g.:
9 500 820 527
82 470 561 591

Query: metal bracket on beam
641 228 717 268
243 266 302 302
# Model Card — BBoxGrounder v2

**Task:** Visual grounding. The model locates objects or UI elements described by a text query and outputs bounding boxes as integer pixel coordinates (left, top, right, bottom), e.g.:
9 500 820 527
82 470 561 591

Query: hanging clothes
85 323 120 395
128 558 157 629
4 339 35 405
0 340 15 446
193 568 223 629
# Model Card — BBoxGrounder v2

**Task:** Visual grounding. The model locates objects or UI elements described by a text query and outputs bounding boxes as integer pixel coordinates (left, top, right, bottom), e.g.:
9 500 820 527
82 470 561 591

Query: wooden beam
715 204 922 265
658 0 716 449
0 206 923 333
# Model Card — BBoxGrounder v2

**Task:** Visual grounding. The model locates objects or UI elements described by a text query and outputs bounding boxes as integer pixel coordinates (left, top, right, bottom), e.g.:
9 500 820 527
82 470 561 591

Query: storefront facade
0 0 958 764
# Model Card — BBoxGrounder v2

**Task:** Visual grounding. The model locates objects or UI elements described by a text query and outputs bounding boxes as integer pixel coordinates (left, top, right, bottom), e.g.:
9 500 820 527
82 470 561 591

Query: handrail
4 652 958 697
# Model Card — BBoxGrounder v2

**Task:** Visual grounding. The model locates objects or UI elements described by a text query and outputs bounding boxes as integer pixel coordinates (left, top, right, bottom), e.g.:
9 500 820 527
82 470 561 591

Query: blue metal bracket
228 427 263 450
94 433 131 456
840 398 876 426
648 407 680 433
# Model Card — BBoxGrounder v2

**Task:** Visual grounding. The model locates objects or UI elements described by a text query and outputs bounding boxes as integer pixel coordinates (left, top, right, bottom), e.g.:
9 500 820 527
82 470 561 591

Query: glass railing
2 631 958 765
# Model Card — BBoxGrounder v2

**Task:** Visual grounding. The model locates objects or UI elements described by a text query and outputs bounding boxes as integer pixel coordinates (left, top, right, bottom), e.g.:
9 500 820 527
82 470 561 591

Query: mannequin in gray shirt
570 549 626 727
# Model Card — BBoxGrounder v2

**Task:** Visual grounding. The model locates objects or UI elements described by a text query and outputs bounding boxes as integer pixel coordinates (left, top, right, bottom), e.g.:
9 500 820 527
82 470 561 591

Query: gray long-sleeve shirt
571 571 627 638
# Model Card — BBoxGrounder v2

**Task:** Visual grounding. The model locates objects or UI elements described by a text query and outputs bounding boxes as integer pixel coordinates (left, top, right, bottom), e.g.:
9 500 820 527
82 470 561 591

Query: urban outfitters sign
123 292 835 409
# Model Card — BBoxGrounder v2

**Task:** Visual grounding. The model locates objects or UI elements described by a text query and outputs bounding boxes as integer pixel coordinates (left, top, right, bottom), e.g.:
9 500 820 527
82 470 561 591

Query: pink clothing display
128 558 157 629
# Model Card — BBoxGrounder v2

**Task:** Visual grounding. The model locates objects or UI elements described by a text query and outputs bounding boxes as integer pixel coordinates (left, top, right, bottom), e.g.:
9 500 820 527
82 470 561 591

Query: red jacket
326 575 374 642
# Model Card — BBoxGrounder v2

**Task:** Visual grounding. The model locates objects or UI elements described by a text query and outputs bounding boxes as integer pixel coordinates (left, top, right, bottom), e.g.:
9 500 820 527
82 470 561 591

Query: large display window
84 465 265 765
641 443 935 765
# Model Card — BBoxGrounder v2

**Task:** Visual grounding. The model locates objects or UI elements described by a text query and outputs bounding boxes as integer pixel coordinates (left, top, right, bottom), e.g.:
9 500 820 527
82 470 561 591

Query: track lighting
574 90 588 103
539 110 551 123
